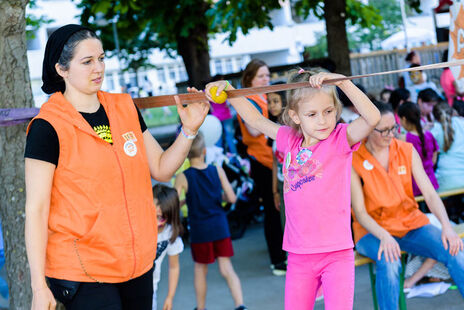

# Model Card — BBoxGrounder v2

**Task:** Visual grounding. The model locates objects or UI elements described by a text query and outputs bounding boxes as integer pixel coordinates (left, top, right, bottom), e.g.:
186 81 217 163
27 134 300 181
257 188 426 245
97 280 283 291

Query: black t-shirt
24 103 147 166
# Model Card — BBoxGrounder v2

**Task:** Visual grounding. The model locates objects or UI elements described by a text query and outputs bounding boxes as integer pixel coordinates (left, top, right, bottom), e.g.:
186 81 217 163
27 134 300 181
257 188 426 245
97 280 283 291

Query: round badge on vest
124 140 137 157
363 160 374 171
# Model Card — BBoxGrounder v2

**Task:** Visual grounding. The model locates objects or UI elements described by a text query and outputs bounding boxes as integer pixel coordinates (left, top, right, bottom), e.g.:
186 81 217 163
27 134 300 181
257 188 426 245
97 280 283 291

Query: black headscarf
41 24 95 94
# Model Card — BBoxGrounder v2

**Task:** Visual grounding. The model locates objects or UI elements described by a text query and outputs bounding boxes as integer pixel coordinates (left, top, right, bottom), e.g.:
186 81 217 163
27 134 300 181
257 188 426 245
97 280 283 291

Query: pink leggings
285 248 354 310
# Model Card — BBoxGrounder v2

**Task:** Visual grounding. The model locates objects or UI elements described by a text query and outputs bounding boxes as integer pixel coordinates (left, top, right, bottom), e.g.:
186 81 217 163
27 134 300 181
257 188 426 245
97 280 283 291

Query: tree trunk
176 3 211 89
0 0 34 309
324 0 352 76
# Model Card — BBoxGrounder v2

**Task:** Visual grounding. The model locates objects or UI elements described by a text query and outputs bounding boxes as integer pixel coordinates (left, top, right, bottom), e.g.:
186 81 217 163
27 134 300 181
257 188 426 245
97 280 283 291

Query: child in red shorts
175 133 248 310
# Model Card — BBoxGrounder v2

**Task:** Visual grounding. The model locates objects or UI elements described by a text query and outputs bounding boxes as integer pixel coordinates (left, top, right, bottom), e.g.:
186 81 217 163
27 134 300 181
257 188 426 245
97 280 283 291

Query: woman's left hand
441 225 464 256
175 87 210 135
309 72 346 88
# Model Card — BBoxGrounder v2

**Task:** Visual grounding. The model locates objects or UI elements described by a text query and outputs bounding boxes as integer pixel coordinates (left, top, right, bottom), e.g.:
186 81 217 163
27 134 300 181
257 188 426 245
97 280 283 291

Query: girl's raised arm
205 81 281 140
340 81 380 145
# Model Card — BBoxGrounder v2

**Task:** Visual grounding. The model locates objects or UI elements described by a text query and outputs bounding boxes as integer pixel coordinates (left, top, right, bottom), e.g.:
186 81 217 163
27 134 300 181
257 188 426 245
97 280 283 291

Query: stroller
222 154 262 240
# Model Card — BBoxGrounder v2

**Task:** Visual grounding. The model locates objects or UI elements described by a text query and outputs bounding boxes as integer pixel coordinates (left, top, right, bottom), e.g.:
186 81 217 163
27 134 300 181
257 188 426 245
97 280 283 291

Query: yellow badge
398 165 407 175
122 131 137 142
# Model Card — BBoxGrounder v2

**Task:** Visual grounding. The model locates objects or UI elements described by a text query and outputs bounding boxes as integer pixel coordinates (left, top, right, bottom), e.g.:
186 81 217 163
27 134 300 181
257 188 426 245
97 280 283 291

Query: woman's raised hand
174 87 210 135
309 72 346 88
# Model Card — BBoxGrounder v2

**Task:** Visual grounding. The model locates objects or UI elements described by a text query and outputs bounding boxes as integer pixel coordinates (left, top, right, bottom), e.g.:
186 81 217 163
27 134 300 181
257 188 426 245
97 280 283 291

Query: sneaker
235 306 248 310
270 261 287 276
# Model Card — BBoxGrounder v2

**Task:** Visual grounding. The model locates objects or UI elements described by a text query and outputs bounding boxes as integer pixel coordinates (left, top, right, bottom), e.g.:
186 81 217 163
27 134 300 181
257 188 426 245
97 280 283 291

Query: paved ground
157 222 464 310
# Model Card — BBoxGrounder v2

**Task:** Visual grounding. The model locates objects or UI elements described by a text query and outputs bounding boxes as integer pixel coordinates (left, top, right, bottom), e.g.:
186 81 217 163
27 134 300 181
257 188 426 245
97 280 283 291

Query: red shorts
191 237 234 264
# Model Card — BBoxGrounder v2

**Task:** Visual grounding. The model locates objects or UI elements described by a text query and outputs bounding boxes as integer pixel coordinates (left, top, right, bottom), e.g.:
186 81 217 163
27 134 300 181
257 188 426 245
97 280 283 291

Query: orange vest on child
237 94 273 169
352 139 429 244
28 91 157 283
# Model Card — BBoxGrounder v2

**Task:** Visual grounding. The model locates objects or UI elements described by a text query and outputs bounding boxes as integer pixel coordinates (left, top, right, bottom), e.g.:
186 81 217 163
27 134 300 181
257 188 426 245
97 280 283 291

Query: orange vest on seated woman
351 139 429 244
237 94 273 169
27 91 157 283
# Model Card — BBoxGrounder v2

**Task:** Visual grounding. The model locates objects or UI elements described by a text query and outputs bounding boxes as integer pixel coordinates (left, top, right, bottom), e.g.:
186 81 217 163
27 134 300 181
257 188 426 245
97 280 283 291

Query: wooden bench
355 223 464 310
415 188 464 203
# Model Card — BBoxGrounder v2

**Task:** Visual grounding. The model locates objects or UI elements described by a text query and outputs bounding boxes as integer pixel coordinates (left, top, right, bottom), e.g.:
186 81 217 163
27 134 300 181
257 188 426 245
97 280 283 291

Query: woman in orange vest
238 59 286 275
24 25 208 310
351 101 464 310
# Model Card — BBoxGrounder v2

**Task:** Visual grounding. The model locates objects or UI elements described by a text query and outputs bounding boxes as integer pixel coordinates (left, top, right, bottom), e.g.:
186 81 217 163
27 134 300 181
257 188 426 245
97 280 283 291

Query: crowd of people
23 24 464 310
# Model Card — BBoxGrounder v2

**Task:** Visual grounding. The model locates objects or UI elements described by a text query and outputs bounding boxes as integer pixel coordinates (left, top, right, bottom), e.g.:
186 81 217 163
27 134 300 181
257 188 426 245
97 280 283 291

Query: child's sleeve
334 123 360 154
276 126 292 154
167 237 184 256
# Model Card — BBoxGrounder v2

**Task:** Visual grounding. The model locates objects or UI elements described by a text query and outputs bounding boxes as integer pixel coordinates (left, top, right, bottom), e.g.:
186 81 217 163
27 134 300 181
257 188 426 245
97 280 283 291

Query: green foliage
348 0 402 51
293 0 381 28
78 0 217 72
208 0 281 44
143 106 179 127
301 0 424 55
304 32 327 59
26 0 53 40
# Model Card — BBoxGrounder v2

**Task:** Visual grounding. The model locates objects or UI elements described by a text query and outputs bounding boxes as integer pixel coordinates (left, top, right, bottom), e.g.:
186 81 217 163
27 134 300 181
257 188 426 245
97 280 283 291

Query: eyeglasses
374 124 399 137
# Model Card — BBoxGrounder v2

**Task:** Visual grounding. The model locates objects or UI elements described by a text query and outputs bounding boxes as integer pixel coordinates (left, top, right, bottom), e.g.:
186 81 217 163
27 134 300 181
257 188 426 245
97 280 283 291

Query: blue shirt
184 165 230 243
430 117 464 191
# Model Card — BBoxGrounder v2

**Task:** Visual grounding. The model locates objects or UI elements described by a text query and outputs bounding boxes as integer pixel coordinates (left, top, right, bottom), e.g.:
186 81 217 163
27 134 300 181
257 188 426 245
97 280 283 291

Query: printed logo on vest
124 140 137 157
296 148 312 165
122 131 137 142
363 160 374 171
398 165 407 175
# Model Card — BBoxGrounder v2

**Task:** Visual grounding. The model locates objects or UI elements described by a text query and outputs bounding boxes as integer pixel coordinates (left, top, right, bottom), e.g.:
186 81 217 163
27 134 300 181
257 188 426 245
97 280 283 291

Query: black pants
48 268 153 310
250 158 286 265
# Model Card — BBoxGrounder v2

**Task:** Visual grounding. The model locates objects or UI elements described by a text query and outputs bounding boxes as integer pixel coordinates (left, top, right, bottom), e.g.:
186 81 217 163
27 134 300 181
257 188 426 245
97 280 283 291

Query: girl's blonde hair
281 68 342 131
433 102 455 152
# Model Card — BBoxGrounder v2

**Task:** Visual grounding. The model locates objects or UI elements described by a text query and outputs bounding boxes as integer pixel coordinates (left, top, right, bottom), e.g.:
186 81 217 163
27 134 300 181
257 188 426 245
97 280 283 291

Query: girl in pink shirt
206 69 380 310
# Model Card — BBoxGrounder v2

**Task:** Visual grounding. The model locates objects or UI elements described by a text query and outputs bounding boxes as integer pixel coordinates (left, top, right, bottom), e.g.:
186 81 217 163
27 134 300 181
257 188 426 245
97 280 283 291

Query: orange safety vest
237 94 273 169
27 91 157 283
352 139 429 244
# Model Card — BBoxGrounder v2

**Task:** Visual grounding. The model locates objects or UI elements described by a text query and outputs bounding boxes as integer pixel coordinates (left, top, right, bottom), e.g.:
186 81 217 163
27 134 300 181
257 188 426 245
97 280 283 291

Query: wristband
224 80 230 91
181 127 197 140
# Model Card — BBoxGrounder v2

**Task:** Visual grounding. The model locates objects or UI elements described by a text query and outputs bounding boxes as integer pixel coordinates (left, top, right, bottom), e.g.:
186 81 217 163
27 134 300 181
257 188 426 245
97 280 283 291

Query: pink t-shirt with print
276 123 359 254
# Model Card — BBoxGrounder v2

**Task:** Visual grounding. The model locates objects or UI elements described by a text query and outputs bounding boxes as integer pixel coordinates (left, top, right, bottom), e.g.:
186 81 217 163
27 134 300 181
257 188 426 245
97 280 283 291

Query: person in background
440 50 457 107
351 101 464 310
401 51 421 88
238 59 287 276
208 75 237 154
175 133 247 310
430 102 464 222
152 185 184 310
143 76 154 97
266 83 287 230
398 101 439 196
408 64 441 104
379 88 393 103
417 88 441 131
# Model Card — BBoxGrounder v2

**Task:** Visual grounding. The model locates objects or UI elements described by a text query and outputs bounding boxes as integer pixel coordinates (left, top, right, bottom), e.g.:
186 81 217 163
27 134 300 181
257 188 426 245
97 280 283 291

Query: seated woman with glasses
350 101 464 310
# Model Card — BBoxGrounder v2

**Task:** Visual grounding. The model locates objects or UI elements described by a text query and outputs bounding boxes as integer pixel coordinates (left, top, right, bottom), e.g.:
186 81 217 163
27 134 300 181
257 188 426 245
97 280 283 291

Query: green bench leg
399 254 407 310
368 254 408 310
368 262 379 310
